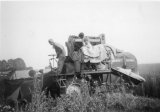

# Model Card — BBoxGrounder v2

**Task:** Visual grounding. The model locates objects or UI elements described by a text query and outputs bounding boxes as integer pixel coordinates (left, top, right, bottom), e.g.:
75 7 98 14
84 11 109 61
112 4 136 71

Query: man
78 32 84 39
48 39 66 74
72 33 85 78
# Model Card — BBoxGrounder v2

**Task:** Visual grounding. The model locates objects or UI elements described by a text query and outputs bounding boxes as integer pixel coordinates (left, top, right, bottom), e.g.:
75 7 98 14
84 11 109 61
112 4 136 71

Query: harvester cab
65 35 105 58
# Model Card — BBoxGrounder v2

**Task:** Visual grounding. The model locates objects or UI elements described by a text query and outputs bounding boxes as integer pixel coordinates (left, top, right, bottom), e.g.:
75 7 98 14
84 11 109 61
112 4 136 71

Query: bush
1 77 160 112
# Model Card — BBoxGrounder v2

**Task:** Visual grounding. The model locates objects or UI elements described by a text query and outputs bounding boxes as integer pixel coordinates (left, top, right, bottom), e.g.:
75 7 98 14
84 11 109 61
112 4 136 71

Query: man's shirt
53 42 66 58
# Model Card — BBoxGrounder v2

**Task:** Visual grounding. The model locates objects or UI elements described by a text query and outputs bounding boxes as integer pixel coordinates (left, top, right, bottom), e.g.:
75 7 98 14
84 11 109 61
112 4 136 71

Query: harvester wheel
66 83 82 99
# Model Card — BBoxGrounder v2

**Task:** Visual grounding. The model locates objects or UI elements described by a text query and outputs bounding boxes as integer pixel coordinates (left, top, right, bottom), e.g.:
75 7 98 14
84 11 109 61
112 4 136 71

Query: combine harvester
48 34 145 94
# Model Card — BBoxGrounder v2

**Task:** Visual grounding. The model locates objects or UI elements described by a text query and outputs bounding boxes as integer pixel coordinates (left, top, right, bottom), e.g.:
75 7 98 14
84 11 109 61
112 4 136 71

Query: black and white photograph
0 0 160 112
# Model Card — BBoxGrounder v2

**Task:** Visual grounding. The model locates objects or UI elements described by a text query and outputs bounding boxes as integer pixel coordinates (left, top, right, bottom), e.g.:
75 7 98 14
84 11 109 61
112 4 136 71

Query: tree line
0 58 29 71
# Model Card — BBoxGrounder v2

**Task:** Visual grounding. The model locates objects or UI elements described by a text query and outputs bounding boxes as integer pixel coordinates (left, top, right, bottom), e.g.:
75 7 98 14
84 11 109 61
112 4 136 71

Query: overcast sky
1 1 160 69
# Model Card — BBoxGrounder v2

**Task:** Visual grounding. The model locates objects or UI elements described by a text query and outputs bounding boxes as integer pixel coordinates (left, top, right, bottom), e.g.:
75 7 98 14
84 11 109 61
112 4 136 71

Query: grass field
1 79 160 112
1 63 160 112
